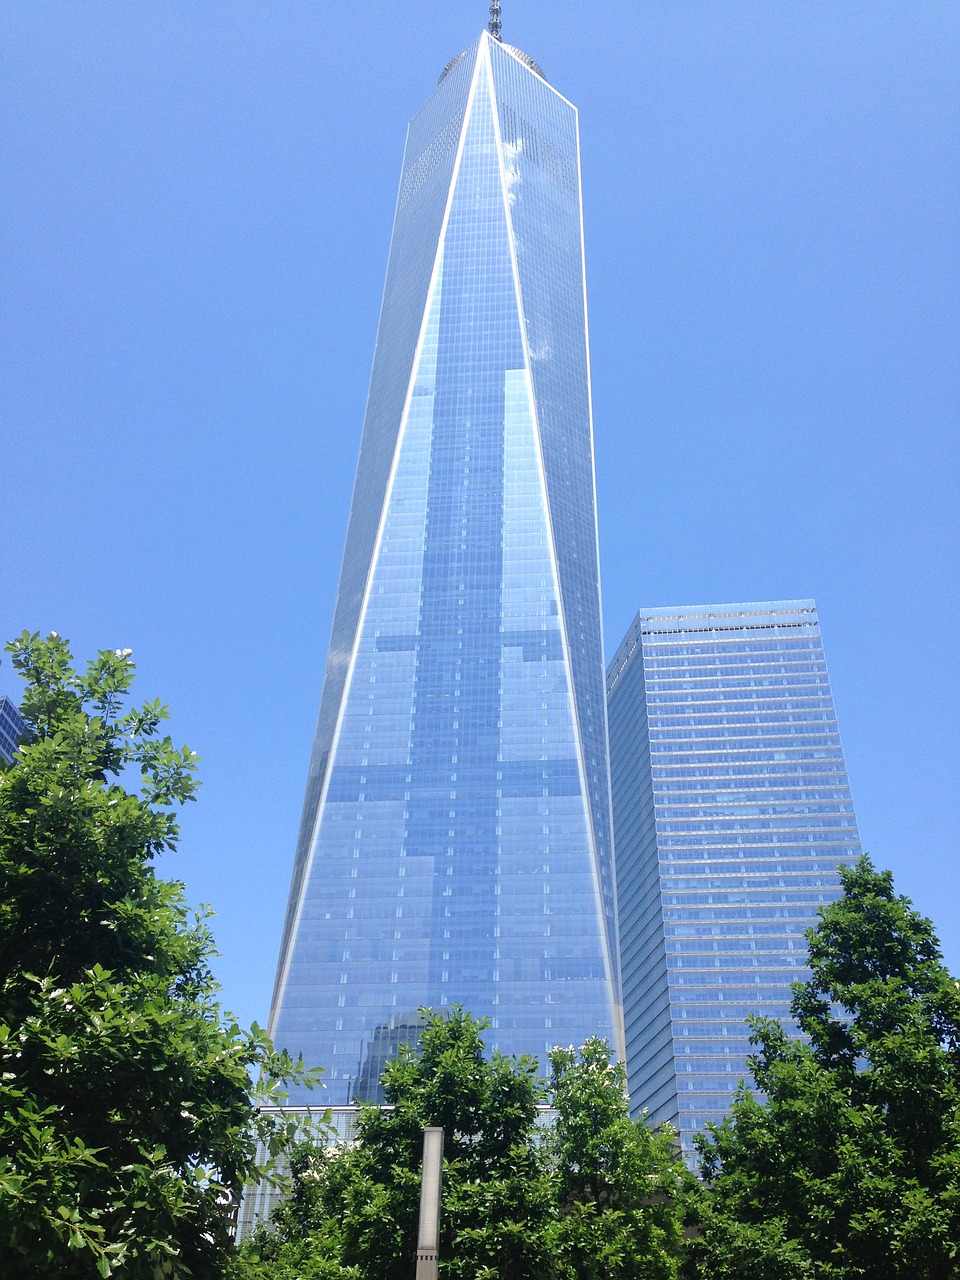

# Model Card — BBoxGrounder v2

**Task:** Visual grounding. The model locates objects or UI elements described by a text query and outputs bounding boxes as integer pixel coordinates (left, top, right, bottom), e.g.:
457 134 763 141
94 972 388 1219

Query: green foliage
689 856 960 1280
238 1012 689 1280
240 1008 553 1280
0 631 317 1280
546 1038 693 1279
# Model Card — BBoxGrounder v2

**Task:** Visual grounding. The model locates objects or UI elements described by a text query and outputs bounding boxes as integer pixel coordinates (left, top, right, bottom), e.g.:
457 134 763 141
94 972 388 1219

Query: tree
238 1007 555 1280
238 1013 690 1280
545 1038 692 1280
689 856 960 1280
0 631 315 1280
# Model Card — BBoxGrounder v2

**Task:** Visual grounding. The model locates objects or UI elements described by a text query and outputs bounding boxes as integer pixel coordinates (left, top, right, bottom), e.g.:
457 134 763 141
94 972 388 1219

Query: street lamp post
415 1126 444 1280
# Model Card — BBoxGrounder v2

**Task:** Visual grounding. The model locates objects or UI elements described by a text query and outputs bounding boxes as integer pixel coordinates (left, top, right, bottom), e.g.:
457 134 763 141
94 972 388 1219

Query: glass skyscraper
0 695 26 764
606 601 861 1153
269 30 623 1105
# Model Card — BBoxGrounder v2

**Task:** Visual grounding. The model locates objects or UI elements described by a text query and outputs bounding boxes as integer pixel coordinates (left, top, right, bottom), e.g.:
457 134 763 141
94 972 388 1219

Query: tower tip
487 1 502 41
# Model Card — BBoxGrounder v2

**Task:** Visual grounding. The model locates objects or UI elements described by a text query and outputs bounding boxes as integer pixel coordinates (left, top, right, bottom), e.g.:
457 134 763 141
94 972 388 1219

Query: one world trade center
269 25 624 1104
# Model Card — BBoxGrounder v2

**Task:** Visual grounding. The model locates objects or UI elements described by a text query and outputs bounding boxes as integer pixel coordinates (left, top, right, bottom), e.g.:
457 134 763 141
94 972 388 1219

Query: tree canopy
238 1010 690 1280
7 629 956 1280
0 631 314 1280
546 1038 691 1280
690 856 960 1280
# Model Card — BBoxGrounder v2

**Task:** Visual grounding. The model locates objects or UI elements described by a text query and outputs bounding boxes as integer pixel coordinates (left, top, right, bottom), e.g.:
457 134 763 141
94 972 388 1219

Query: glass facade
0 695 25 764
270 33 623 1105
606 601 861 1153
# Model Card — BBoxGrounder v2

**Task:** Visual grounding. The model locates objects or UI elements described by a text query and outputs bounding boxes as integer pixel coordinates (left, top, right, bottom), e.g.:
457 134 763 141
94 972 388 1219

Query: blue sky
3 1 958 1037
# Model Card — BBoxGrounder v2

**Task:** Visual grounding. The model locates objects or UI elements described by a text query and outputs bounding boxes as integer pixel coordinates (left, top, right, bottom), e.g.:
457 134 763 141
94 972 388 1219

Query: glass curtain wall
270 33 622 1105
607 601 861 1152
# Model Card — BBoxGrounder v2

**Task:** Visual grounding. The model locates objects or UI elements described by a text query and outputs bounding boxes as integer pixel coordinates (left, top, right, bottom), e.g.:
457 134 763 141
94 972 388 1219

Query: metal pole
415 1126 444 1280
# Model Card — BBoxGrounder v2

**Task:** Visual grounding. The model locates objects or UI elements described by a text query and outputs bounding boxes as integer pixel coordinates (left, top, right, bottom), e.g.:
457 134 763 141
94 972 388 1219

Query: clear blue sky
3 2 958 1036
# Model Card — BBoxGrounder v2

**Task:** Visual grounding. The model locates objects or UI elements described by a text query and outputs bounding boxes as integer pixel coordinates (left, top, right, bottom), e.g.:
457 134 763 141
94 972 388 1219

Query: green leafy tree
239 1014 691 1280
545 1038 692 1280
238 1008 554 1280
0 631 316 1280
689 856 960 1280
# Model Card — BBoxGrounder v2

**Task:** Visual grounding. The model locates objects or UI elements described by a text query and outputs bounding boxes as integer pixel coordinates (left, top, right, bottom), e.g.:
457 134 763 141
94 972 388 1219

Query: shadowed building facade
607 601 861 1153
269 30 624 1105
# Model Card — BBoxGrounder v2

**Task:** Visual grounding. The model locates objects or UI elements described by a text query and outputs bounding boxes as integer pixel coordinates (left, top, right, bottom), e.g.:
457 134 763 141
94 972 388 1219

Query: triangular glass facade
270 34 623 1103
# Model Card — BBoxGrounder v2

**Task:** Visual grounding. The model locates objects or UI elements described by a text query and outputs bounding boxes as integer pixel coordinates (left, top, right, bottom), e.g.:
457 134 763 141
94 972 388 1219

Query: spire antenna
487 1 502 41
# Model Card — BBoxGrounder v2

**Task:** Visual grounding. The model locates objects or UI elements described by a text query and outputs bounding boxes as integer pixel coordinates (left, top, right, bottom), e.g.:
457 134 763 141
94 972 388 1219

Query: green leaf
0 631 318 1275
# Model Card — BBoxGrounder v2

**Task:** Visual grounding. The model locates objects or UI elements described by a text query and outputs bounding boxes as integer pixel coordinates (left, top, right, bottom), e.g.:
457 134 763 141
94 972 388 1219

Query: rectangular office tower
269 30 623 1105
607 601 861 1151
